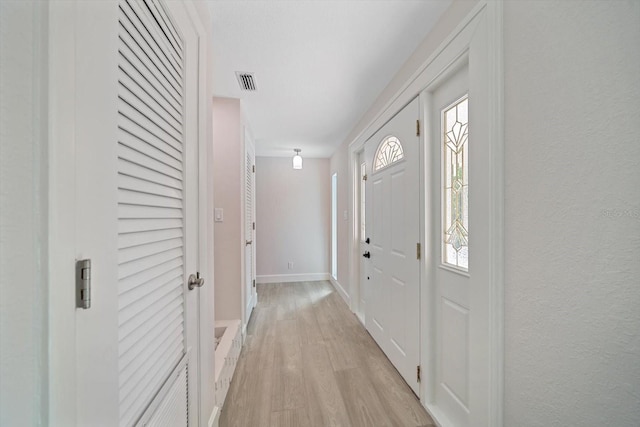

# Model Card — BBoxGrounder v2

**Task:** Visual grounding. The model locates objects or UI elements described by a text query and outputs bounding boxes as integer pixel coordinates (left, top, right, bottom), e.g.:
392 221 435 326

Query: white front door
364 97 421 394
72 1 202 425
244 129 257 325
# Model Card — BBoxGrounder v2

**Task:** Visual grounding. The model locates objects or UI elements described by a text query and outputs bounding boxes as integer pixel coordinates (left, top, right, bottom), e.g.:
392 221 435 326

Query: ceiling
207 0 452 158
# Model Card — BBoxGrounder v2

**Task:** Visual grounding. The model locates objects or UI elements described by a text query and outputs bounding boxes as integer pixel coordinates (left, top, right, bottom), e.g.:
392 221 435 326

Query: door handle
245 240 253 246
188 273 205 290
363 251 371 259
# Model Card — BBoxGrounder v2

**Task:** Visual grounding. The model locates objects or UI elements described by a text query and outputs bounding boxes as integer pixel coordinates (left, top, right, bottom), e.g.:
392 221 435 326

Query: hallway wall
0 1 49 425
255 157 330 282
212 97 244 321
503 1 640 425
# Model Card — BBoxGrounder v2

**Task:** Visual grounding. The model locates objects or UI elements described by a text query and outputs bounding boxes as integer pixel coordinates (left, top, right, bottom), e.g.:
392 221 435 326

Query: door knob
365 237 370 244
188 273 205 290
363 251 371 259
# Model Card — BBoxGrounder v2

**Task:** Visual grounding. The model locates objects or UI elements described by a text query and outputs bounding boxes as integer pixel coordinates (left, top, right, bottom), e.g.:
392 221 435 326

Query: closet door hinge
253 279 256 288
416 119 420 136
252 165 255 173
416 243 421 260
76 259 92 309
417 365 421 382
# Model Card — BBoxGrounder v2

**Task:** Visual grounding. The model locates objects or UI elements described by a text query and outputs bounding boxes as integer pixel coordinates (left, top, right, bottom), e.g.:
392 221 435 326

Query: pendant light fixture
292 148 303 170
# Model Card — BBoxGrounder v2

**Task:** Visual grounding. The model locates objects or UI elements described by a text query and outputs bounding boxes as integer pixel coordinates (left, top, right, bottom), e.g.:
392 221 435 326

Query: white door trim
48 1 79 424
180 2 214 424
347 2 503 426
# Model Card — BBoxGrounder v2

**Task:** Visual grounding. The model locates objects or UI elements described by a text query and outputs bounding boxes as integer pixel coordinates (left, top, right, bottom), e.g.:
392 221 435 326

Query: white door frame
180 1 213 424
47 1 212 425
347 2 503 426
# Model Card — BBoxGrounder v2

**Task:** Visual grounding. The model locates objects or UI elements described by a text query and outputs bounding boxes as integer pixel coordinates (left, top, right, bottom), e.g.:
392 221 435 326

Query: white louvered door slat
118 46 182 115
131 0 183 82
147 366 188 427
117 1 189 426
118 2 182 93
117 27 182 110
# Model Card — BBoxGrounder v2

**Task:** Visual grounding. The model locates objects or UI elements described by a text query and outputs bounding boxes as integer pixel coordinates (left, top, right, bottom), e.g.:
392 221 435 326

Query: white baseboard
256 273 330 284
329 277 350 305
208 406 220 427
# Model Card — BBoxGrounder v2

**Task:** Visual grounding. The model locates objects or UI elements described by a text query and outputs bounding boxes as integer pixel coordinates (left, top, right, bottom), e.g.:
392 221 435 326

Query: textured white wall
0 1 48 425
504 1 640 425
212 97 243 321
255 157 330 279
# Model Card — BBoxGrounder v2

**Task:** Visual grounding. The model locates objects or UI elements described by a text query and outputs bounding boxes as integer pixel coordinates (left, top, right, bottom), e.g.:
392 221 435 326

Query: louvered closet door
117 1 196 425
244 132 256 323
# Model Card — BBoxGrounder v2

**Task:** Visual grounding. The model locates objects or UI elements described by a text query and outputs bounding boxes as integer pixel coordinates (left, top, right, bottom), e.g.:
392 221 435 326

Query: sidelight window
442 95 469 270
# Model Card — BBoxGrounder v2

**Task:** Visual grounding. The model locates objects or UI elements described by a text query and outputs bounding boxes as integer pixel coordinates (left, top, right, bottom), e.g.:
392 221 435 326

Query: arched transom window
374 136 404 171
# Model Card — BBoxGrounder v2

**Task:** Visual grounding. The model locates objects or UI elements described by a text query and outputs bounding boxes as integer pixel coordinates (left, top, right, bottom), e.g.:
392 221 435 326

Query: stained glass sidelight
374 136 404 171
443 96 469 270
360 162 366 240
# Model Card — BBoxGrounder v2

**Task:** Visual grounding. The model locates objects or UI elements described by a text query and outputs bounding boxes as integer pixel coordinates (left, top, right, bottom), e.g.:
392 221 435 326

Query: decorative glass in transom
443 96 469 270
374 136 404 171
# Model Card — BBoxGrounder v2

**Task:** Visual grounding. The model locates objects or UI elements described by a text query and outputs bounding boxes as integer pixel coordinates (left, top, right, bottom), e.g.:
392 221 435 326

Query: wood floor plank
334 367 394 427
220 281 434 427
275 284 296 320
271 319 305 411
269 408 311 427
364 345 434 427
301 341 352 427
296 302 324 345
324 336 360 372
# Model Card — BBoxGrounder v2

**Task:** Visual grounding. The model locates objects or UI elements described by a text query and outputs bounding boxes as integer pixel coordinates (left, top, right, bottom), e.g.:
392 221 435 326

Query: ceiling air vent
236 72 257 91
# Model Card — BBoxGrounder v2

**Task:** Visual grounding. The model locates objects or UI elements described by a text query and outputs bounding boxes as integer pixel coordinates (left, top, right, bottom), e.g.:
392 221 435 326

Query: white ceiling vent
236 72 257 91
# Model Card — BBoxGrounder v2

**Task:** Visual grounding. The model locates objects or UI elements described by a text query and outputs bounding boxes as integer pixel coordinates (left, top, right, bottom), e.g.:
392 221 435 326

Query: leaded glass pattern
360 162 366 241
443 96 469 270
374 136 404 171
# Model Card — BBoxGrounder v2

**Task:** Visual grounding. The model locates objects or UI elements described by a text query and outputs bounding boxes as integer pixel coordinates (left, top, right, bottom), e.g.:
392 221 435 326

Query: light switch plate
214 208 224 222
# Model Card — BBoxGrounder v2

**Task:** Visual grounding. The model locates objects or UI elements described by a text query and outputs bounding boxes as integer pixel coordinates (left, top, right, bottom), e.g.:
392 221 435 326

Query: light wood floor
220 281 434 427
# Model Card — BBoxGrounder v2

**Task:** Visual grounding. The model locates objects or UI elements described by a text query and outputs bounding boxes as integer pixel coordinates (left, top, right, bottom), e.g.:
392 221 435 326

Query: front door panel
364 97 421 394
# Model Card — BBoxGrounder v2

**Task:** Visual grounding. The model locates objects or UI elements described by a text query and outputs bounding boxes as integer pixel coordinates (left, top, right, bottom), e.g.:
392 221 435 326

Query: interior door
74 1 201 425
364 97 421 394
244 129 257 325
